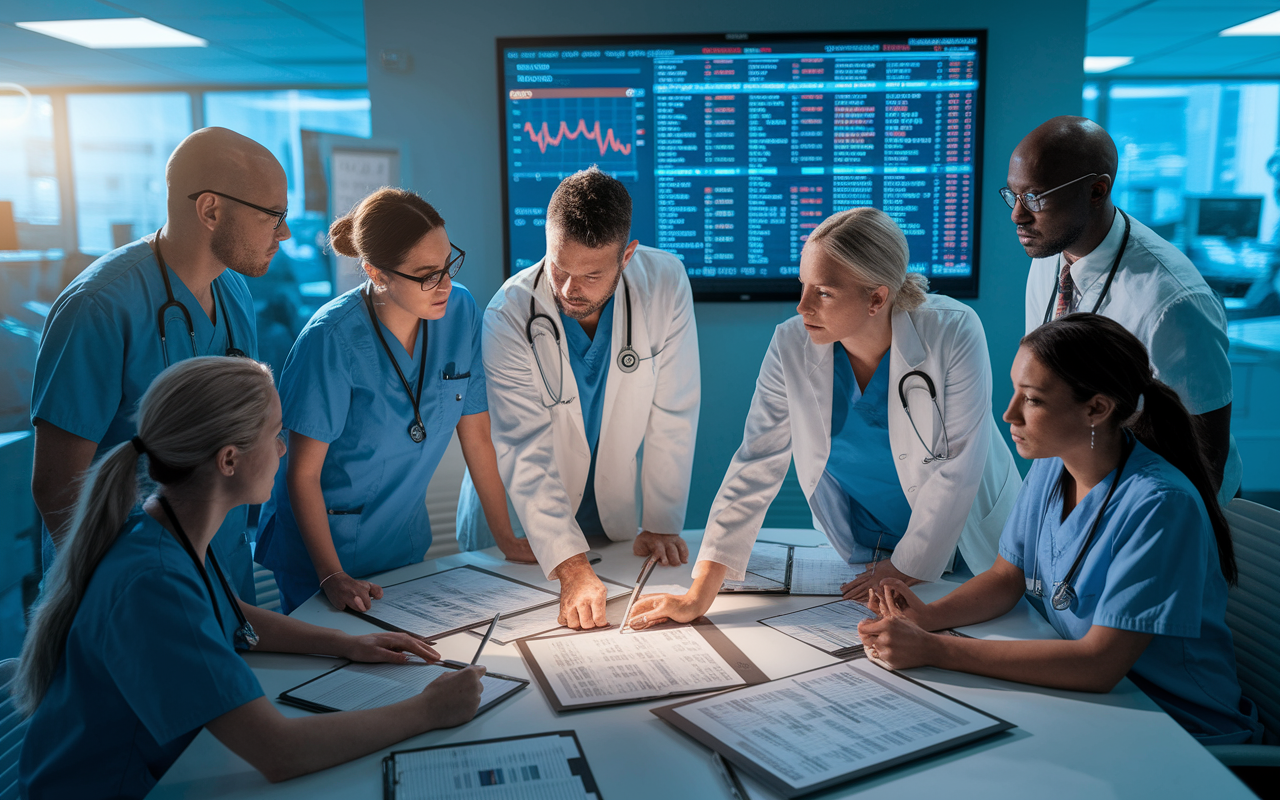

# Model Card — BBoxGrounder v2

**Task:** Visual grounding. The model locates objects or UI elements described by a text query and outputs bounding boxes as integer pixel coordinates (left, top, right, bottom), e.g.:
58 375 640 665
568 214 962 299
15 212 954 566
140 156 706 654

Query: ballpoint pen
619 554 660 634
470 611 501 664
711 752 748 800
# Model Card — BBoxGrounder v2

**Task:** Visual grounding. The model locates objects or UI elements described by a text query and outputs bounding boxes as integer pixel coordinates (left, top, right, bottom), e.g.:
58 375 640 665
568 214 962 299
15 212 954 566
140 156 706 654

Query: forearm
688 560 728 612
917 558 1025 631
931 632 1137 693
287 473 344 579
31 422 98 547
457 414 517 539
240 602 350 657
210 696 435 783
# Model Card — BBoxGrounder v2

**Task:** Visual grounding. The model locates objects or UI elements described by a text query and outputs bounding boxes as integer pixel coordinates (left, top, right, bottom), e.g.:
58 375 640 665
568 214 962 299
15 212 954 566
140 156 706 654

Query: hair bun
328 215 358 259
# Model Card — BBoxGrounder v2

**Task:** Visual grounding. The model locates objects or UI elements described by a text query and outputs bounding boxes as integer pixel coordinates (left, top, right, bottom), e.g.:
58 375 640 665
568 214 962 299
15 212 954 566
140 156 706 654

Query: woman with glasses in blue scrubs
857 314 1263 745
16 356 484 799
255 188 533 614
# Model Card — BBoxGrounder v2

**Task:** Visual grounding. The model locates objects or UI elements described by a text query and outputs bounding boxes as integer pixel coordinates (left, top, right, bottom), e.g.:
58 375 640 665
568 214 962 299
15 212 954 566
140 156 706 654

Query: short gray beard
554 265 623 321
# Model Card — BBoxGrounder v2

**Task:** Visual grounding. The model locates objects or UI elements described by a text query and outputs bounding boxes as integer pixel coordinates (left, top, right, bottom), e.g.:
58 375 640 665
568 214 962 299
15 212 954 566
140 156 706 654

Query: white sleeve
1147 295 1232 415
890 311 995 581
640 270 700 535
695 329 793 582
482 302 589 578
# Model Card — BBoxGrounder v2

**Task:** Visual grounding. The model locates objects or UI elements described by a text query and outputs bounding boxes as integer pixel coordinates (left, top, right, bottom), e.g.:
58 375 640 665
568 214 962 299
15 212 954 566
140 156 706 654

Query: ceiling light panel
15 18 207 48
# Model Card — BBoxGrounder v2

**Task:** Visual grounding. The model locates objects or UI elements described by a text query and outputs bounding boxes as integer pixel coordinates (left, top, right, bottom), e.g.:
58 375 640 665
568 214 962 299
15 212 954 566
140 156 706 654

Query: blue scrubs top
823 345 912 557
256 282 487 612
561 295 614 538
999 439 1263 745
30 239 259 602
19 514 263 799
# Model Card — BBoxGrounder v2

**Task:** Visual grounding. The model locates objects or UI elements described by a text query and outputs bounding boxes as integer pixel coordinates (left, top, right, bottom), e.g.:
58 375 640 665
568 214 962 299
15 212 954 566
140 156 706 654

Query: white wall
363 0 1089 527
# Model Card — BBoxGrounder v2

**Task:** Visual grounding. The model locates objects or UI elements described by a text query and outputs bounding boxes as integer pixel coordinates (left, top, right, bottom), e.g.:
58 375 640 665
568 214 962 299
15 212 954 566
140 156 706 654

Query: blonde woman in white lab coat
629 207 1021 629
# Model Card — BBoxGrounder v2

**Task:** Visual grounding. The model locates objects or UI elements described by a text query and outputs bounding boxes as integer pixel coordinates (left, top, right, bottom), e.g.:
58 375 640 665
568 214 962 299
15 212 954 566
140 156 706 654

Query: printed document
523 627 746 707
390 734 595 800
761 600 877 654
722 543 790 591
669 660 999 791
788 548 866 595
367 567 556 638
481 584 685 644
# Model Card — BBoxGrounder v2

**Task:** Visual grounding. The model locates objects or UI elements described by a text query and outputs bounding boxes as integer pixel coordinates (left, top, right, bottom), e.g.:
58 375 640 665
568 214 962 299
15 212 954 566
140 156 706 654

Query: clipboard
757 598 875 658
348 565 560 641
517 617 768 712
278 659 529 715
651 658 1014 799
719 544 792 593
382 730 602 800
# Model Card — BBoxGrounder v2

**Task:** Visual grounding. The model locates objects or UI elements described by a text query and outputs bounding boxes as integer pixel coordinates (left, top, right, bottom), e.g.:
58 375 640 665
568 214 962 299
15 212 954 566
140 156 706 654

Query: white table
156 529 1254 799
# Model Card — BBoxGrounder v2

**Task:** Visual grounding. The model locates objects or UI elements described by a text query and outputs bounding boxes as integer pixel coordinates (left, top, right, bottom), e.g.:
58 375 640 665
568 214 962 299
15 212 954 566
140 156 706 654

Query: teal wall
364 0 1088 526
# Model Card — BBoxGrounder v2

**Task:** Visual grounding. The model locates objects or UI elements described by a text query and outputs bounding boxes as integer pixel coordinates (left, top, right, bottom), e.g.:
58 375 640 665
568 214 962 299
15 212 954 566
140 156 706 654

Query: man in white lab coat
456 167 700 629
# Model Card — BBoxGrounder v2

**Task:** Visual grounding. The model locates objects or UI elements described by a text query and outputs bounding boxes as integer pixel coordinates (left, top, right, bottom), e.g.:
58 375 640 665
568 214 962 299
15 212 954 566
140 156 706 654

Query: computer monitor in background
498 30 986 300
1191 196 1262 239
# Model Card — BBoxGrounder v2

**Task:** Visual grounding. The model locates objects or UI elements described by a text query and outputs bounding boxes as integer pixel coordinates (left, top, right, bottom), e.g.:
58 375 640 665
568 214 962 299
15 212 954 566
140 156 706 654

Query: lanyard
1041 209 1131 325
364 284 429 443
156 495 258 648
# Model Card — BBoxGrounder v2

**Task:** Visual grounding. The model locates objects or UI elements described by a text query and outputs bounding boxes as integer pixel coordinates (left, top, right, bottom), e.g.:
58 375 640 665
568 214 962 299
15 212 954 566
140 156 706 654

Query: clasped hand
856 579 939 669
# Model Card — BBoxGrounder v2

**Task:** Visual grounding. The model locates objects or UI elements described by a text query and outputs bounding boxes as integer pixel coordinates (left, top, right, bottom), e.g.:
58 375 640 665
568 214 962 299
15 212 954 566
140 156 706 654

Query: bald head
1011 116 1118 186
166 127 285 213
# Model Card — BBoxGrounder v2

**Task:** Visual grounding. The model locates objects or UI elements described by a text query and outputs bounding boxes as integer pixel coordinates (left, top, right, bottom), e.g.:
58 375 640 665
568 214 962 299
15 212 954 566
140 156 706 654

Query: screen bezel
497 29 987 301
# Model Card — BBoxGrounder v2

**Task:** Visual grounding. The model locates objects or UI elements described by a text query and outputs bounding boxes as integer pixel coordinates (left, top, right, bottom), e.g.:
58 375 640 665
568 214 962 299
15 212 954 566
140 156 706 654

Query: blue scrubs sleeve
279 324 353 444
462 298 488 416
103 568 263 744
1093 489 1208 638
31 291 123 441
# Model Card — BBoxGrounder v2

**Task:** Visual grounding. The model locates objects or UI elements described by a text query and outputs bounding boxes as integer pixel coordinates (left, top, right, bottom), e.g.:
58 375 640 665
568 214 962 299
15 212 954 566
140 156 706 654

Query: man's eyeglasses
188 190 288 230
999 173 1100 214
380 243 465 291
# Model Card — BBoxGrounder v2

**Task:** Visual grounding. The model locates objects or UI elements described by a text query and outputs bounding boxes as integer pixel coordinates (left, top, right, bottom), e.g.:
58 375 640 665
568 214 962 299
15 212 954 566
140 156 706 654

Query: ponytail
13 442 140 715
14 356 275 715
1131 380 1236 585
1022 313 1237 585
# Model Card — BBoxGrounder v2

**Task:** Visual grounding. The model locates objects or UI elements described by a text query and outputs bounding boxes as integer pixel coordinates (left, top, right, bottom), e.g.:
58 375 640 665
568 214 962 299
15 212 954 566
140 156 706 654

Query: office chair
1211 499 1280 771
0 658 27 800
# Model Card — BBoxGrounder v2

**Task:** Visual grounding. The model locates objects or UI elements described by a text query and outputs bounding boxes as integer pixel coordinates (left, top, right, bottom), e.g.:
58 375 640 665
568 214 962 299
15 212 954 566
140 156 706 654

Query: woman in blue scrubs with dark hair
15 356 485 798
255 188 533 614
858 313 1263 745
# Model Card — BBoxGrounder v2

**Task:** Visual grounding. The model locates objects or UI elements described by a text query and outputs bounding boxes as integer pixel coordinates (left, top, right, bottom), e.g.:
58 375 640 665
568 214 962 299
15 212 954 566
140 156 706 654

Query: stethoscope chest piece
235 622 260 648
617 345 639 373
1051 582 1076 611
409 421 426 443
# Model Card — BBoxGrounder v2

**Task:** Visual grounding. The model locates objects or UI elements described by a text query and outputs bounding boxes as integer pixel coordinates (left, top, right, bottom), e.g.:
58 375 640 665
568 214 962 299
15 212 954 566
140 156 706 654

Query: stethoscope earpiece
898 369 951 463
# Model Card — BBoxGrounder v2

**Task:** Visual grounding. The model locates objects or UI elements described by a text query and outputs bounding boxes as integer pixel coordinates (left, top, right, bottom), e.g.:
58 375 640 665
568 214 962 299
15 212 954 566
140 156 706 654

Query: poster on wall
330 147 398 295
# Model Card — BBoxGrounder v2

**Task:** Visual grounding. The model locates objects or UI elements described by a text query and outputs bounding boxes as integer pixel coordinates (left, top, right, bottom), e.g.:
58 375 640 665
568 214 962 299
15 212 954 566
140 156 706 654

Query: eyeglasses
380 243 465 291
188 190 289 230
999 173 1100 214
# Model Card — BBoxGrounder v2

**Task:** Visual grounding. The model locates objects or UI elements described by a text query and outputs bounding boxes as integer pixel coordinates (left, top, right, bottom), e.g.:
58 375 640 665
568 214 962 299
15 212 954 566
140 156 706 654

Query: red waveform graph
524 119 633 156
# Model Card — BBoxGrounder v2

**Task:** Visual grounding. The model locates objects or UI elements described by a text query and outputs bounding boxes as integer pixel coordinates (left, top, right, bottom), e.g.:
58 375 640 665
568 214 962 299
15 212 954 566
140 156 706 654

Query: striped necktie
1054 259 1074 319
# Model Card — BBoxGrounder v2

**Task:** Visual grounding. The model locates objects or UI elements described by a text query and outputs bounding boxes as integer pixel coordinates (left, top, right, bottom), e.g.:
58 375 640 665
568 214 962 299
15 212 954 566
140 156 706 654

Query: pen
711 752 747 800
470 612 501 665
619 554 660 635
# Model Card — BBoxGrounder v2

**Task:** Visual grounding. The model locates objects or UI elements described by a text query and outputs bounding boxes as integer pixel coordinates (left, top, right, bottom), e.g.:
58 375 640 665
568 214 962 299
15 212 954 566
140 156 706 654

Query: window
67 92 193 255
0 90 60 238
204 89 372 376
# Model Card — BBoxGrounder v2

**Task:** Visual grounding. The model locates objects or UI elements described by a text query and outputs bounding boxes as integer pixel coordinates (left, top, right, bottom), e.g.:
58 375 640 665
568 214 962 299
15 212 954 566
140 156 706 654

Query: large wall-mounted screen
498 30 985 300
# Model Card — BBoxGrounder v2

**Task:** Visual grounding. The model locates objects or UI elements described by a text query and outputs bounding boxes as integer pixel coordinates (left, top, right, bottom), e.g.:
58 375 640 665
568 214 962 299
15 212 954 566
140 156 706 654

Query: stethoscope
1040 209 1131 325
1026 436 1135 612
364 284 429 443
157 495 258 649
152 232 244 366
897 370 951 463
525 267 639 406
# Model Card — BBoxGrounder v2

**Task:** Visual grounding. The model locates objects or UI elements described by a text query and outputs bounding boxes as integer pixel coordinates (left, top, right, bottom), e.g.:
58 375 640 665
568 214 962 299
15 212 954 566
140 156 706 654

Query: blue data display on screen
499 32 985 299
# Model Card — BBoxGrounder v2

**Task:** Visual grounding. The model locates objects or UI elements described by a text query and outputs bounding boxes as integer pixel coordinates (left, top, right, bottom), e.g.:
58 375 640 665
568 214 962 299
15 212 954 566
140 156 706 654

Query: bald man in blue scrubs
30 127 290 602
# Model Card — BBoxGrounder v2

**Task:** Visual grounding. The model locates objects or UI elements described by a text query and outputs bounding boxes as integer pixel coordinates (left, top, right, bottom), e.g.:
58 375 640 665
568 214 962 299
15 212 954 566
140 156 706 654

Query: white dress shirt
1025 210 1242 501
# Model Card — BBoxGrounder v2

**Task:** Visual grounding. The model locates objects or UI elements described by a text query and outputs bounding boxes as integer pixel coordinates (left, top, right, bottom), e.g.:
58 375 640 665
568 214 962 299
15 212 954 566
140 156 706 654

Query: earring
1090 423 1095 450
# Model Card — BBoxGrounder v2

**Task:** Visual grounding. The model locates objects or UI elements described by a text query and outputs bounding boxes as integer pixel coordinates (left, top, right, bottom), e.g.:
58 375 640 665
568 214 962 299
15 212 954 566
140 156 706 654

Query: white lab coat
697 294 1021 583
458 246 700 578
